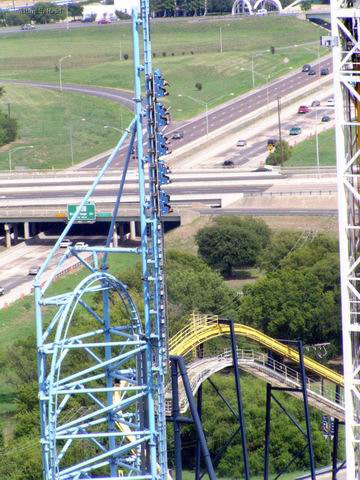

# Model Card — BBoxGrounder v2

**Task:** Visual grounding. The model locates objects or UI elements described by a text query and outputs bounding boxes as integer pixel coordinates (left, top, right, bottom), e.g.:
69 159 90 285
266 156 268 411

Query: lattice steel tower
331 0 360 476
35 1 171 477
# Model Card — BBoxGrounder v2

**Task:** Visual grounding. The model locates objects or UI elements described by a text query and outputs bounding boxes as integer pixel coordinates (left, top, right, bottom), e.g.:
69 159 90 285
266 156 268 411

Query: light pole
178 92 234 139
59 55 71 92
315 105 320 176
277 97 283 166
8 145 34 171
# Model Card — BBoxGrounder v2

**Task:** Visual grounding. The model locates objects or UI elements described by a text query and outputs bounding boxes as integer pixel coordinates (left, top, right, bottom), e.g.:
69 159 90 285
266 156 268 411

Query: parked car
289 126 302 135
327 98 335 106
222 160 234 168
0 286 4 296
236 139 247 147
171 131 184 140
308 68 316 76
298 105 309 114
98 18 111 24
21 24 35 30
256 8 268 15
75 241 89 249
253 166 271 172
302 64 311 72
60 238 72 248
320 67 329 76
311 100 320 107
321 115 331 122
81 16 95 23
28 266 40 275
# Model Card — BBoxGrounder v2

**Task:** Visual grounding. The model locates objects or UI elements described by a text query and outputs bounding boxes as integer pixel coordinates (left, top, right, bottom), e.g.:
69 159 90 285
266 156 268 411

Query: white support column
130 220 137 240
24 221 30 240
330 1 360 476
4 224 11 249
112 227 118 248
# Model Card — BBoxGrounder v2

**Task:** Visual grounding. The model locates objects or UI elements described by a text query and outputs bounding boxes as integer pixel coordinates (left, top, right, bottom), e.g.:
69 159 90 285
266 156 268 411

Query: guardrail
244 189 336 197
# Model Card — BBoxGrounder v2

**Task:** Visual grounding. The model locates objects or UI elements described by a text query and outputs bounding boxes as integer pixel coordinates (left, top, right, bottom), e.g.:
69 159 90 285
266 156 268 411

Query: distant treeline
150 0 234 17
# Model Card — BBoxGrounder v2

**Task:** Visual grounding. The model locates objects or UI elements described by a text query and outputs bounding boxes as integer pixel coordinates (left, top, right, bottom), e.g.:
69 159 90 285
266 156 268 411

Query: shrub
195 82 202 91
0 113 18 146
162 51 167 57
123 53 129 60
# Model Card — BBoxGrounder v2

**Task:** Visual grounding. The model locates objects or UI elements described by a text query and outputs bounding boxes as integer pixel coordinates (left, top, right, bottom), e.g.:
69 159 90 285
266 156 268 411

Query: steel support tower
331 0 360 476
35 1 171 477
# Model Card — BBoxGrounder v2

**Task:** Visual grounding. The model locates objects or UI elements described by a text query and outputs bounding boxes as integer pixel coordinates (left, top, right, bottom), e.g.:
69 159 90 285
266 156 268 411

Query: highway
3 55 333 170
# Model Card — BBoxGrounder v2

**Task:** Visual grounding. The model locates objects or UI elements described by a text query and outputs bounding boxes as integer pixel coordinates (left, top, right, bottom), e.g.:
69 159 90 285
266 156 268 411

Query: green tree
0 112 17 146
238 268 339 345
301 0 312 10
196 217 270 276
68 3 84 19
258 230 303 272
4 12 31 26
29 2 67 24
266 139 292 165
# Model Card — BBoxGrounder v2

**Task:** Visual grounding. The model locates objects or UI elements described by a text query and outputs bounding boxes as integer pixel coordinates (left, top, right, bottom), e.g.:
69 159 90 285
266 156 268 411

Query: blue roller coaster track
35 1 171 478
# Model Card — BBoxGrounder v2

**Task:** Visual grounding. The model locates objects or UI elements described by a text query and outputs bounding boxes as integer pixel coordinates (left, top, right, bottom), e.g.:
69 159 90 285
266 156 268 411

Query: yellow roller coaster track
169 313 344 386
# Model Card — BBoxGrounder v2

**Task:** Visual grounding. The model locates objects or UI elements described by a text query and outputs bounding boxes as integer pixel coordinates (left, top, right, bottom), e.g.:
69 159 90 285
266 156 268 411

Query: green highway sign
97 212 112 218
67 203 96 222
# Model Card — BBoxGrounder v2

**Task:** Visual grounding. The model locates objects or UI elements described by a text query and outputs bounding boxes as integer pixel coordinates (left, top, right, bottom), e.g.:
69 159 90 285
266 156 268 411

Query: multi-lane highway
4 54 333 169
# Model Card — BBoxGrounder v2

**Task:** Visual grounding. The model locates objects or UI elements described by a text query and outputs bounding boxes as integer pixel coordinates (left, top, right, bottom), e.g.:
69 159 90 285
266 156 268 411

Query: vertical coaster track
35 1 171 478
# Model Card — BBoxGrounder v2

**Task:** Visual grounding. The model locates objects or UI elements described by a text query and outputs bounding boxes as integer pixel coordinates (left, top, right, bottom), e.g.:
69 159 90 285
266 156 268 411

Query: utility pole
277 97 283 165
219 27 223 53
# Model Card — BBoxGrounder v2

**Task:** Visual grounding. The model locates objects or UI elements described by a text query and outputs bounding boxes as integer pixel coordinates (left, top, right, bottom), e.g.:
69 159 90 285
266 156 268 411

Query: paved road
3 54 333 169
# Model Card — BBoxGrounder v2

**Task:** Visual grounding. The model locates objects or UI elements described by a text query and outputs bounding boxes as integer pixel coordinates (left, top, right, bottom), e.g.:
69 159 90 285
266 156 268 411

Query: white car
256 8 268 15
327 98 335 106
236 140 247 147
60 239 72 248
74 241 88 249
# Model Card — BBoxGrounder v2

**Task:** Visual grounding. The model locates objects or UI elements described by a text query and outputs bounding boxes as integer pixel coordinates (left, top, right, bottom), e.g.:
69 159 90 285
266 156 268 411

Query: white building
114 0 139 14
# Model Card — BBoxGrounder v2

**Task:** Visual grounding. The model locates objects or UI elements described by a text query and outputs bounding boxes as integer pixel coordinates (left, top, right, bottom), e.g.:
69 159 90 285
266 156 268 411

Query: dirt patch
258 215 339 235
165 215 211 254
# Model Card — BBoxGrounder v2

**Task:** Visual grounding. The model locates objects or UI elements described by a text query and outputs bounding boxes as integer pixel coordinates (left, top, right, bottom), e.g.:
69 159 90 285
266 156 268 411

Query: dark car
267 138 277 146
223 160 234 168
302 64 311 72
311 100 320 107
321 115 331 122
308 68 316 76
0 286 4 296
81 16 95 22
172 131 184 140
320 67 329 76
253 166 271 172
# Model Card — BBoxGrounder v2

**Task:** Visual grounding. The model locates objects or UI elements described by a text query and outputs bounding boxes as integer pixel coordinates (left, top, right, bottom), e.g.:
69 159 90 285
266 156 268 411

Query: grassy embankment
287 128 335 167
0 85 132 169
0 252 138 415
0 16 327 125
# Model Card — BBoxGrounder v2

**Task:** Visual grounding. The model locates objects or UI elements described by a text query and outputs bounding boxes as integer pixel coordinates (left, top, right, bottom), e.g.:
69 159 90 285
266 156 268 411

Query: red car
298 105 309 114
98 18 111 24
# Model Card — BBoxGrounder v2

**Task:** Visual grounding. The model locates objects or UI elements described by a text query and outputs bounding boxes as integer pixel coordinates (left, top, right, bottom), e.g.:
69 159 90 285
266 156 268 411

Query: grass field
0 252 139 414
0 17 327 121
287 128 335 167
0 84 132 169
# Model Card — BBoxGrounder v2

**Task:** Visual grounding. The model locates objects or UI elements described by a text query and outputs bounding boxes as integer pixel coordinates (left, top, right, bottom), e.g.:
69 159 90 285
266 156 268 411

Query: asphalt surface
3 55 333 170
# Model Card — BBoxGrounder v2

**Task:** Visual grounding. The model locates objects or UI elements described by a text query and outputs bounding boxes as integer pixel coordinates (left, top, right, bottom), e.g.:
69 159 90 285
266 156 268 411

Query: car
298 105 309 114
267 138 277 146
171 131 184 140
252 166 271 172
60 238 72 248
74 241 88 249
320 67 329 76
222 160 234 168
311 100 320 107
327 98 335 106
321 115 331 122
98 18 111 24
81 16 95 23
0 286 4 296
308 68 316 76
28 266 40 275
302 64 311 72
289 126 302 135
256 8 268 15
21 24 35 30
236 140 247 147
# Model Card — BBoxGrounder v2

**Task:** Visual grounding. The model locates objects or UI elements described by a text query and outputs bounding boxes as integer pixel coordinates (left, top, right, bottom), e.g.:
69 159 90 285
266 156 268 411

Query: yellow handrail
169 313 343 386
